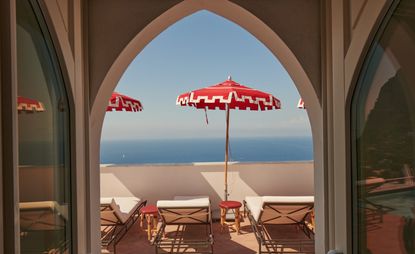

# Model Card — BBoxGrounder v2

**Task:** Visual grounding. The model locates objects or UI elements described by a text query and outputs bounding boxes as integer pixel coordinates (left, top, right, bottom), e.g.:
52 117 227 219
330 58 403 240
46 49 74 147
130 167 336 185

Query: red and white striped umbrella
177 76 281 200
17 96 45 112
177 77 281 110
297 98 305 109
106 92 143 112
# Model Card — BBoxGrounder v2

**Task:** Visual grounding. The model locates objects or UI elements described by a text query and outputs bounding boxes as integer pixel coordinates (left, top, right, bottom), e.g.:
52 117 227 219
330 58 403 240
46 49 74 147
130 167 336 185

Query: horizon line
101 135 313 142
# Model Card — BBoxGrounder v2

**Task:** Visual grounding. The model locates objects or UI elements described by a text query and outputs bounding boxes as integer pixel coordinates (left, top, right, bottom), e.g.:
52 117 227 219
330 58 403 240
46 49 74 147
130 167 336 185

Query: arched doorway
89 1 323 252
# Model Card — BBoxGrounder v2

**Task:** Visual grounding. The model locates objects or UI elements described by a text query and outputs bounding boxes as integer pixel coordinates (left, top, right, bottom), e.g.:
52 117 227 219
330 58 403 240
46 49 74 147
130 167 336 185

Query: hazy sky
101 11 311 141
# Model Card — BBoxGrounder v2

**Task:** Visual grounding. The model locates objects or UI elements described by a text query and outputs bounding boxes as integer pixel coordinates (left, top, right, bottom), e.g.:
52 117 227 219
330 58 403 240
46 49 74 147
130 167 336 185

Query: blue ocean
100 137 313 164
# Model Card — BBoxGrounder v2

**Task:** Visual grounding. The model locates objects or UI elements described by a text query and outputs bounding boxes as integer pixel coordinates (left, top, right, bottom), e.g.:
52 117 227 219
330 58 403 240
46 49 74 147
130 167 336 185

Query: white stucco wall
100 161 314 213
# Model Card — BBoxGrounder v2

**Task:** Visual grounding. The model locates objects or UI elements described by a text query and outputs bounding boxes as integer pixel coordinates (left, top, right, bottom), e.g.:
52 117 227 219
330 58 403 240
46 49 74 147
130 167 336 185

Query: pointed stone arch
89 1 324 252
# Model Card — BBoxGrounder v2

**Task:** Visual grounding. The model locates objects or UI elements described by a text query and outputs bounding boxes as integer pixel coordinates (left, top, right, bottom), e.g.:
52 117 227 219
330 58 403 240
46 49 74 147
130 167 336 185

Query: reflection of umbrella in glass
177 76 281 200
17 96 45 113
106 92 143 112
297 98 305 109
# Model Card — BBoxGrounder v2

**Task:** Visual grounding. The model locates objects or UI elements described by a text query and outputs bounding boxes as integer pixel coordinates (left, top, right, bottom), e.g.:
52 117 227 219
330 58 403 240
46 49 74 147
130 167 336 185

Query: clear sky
101 11 311 141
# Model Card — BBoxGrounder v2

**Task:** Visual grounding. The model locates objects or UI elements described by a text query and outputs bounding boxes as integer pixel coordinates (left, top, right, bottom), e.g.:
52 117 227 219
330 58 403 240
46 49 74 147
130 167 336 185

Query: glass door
352 1 415 253
16 0 72 253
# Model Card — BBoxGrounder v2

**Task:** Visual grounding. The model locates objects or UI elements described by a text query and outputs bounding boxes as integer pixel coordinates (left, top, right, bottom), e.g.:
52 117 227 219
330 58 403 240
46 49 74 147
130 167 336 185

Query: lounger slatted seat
100 196 147 253
244 196 314 254
154 196 213 254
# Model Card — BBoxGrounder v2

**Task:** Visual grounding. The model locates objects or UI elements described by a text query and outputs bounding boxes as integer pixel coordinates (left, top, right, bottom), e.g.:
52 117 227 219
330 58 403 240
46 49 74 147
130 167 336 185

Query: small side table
140 205 158 241
219 200 242 234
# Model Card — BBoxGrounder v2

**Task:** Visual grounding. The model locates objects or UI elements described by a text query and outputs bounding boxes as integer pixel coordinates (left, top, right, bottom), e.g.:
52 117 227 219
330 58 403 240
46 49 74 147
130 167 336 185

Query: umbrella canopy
297 98 305 109
106 92 143 112
177 76 281 200
177 77 281 110
17 96 45 112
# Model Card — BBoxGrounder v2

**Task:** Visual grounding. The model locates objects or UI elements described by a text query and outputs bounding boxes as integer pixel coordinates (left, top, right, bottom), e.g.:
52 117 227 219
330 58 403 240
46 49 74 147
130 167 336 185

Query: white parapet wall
101 161 314 210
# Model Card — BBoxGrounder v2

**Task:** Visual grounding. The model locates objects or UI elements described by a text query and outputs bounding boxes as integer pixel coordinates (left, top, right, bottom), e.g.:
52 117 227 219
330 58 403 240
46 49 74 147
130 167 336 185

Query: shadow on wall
100 162 314 209
101 164 223 207
237 162 314 196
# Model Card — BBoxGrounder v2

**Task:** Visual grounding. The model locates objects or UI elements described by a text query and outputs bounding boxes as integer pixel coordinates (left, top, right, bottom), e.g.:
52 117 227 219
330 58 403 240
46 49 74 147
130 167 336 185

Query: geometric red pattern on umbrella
176 76 281 200
176 77 281 111
297 98 305 109
17 96 45 112
106 92 143 112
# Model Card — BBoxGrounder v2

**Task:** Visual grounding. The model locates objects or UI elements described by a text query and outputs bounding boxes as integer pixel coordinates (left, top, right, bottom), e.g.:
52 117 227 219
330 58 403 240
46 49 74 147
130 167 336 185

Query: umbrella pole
224 105 230 201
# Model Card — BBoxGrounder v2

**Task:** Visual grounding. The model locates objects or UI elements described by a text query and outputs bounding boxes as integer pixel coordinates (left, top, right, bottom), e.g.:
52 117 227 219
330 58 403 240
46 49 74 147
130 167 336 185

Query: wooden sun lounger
244 196 315 254
20 201 70 253
357 178 393 228
154 196 213 254
100 196 147 253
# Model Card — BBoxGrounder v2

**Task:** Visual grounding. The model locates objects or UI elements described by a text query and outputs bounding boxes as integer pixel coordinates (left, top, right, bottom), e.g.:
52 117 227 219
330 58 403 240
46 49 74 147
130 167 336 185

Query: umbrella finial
227 75 232 81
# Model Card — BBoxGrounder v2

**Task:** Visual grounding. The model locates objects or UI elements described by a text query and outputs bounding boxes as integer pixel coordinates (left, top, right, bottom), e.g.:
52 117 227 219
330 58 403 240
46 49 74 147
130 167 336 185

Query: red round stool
219 200 242 234
140 205 158 240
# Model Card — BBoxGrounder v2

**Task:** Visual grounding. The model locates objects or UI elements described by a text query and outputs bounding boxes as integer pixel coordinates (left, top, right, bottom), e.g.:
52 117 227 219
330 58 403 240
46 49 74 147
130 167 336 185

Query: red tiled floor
106 219 314 254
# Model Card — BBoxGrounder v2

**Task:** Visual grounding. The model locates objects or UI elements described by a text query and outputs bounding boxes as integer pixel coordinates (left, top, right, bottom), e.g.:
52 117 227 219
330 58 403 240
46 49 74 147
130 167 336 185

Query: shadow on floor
111 219 314 254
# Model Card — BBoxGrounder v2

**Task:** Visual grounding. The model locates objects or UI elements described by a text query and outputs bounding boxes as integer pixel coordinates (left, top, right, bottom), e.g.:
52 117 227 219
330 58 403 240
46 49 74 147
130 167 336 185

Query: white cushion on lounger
100 197 114 205
245 196 263 222
20 201 69 221
20 201 57 210
245 196 314 222
263 196 314 203
357 177 385 187
101 196 141 224
157 196 210 208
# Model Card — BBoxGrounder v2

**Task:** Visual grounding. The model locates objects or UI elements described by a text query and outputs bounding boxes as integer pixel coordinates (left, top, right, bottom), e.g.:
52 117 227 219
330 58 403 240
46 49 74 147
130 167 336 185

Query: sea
100 136 313 165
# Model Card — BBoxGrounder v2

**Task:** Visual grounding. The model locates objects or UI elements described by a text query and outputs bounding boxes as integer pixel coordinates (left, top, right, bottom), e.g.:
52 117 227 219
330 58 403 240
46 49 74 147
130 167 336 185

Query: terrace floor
109 219 314 254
